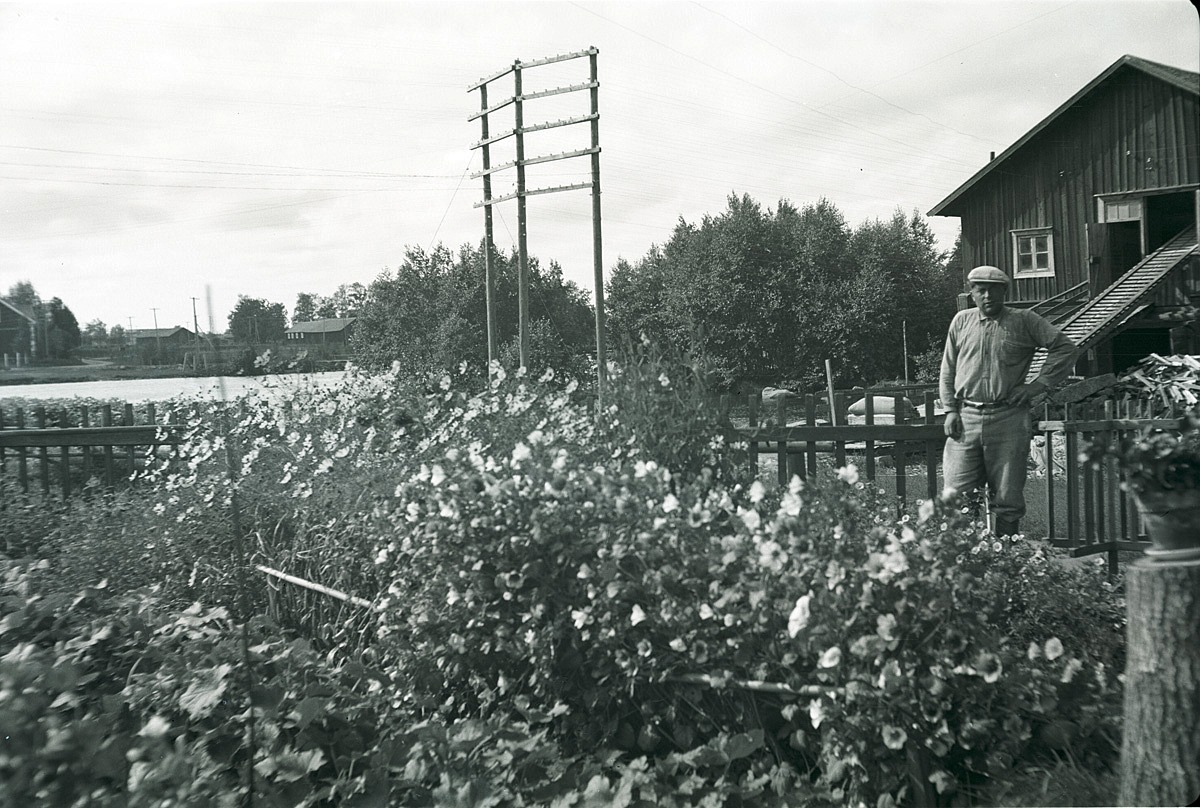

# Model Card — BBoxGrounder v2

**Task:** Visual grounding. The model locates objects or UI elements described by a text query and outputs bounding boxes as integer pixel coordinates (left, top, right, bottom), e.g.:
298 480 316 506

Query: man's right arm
939 318 962 439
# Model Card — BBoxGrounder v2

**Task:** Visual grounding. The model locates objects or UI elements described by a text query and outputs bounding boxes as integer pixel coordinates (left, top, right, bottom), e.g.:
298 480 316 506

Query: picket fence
0 402 180 498
720 387 1192 573
2 389 1191 573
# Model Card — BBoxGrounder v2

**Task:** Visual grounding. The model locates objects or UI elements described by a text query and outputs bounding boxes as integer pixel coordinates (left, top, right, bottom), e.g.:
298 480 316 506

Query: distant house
929 54 1200 377
285 317 356 346
0 298 37 359
131 327 196 349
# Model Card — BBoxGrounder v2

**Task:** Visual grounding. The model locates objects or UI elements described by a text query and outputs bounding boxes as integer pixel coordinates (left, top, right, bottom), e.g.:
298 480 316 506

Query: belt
959 399 1009 410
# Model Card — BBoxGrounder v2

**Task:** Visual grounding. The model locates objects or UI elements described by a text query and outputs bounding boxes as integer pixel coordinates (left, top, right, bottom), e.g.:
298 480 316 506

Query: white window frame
1096 197 1143 223
1011 227 1055 278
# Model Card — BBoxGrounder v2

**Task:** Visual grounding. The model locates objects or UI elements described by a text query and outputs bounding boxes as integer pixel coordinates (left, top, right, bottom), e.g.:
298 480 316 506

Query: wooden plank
124 403 136 477
776 396 788 486
80 405 91 484
747 394 758 479
36 406 49 496
893 395 907 512
864 395 876 480
924 391 938 500
805 395 817 476
16 407 28 493
0 425 179 448
833 392 848 469
58 408 70 500
1065 403 1079 549
102 405 115 488
1043 403 1056 543
729 423 947 442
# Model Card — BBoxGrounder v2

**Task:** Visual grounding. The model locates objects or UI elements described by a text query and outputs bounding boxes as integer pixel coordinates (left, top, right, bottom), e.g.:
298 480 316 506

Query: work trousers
942 404 1032 525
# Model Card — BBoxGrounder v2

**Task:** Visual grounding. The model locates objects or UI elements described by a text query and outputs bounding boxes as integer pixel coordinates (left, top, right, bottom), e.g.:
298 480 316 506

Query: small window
1097 197 1142 223
1011 228 1055 277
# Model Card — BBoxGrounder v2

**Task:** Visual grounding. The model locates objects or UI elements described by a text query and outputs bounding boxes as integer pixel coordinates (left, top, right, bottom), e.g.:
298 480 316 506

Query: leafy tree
292 293 318 323
351 242 595 380
82 319 108 348
107 324 130 353
227 296 287 344
5 280 39 308
606 194 956 390
329 283 367 318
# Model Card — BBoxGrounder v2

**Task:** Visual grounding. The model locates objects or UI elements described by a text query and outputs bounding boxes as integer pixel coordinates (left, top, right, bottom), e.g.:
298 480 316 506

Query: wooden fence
720 388 947 506
0 402 180 499
724 388 1194 573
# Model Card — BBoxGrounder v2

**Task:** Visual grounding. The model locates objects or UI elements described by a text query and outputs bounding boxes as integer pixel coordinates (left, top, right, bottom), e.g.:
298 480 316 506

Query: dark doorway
1145 191 1196 253
1111 327 1172 375
1090 220 1143 292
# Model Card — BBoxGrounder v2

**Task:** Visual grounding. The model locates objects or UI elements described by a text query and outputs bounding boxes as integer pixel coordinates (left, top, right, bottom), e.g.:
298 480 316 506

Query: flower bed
1 355 1126 805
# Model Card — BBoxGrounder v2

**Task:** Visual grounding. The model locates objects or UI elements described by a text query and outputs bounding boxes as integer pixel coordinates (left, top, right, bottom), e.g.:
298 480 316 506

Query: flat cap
967 265 1011 285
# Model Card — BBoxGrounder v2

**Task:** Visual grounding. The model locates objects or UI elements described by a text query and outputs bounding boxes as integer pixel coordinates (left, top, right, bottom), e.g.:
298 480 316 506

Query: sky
1 0 1197 335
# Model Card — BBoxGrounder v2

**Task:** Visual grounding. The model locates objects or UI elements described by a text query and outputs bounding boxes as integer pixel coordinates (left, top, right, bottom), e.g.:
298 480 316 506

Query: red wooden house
929 55 1199 377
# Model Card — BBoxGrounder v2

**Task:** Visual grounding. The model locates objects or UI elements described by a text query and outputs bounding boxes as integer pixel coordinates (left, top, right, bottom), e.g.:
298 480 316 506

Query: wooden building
0 298 37 360
929 55 1199 376
285 317 356 346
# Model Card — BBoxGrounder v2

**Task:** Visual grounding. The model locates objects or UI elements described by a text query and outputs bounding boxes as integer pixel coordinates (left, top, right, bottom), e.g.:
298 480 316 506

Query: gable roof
929 55 1200 217
287 317 356 334
131 327 193 339
0 298 37 323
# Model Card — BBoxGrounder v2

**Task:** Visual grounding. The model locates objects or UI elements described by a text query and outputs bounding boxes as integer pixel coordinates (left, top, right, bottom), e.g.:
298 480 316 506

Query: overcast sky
1 1 1196 334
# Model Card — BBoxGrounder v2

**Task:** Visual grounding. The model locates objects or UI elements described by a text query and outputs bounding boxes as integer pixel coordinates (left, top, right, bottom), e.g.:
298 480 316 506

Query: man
939 266 1077 537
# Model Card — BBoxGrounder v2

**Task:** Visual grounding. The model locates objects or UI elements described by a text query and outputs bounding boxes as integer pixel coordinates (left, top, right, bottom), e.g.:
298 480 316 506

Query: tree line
6 194 963 386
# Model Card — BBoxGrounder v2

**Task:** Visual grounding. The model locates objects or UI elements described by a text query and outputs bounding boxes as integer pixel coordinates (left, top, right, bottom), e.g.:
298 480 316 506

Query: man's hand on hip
1006 382 1044 407
944 411 963 440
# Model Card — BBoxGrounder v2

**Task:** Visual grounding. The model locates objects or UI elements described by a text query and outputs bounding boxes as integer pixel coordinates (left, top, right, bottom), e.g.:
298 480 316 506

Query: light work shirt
939 306 1076 410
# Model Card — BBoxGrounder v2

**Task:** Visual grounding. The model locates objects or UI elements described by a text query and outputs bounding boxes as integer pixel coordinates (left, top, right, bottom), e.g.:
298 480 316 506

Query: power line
691 1 992 145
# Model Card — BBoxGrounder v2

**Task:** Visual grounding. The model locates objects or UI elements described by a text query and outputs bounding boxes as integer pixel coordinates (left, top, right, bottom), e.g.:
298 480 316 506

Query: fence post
776 396 788 486
864 394 877 481
16 407 27 493
35 406 49 496
804 394 818 477
1120 556 1200 804
58 408 70 500
747 393 759 480
923 391 938 501
124 402 136 478
102 405 115 489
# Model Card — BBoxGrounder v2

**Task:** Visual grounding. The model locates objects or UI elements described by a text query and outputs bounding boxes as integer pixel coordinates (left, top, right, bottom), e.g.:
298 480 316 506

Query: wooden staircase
1027 226 1198 380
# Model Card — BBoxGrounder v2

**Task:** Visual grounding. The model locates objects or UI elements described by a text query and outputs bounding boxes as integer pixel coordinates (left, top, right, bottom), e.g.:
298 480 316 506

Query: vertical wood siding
957 68 1198 303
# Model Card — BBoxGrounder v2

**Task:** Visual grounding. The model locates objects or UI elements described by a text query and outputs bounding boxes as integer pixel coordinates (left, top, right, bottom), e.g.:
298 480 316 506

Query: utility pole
150 307 161 364
191 296 202 371
127 316 134 355
470 47 605 396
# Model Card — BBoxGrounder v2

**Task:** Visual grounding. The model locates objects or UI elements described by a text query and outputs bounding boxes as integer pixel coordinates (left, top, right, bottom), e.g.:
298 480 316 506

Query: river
0 371 350 402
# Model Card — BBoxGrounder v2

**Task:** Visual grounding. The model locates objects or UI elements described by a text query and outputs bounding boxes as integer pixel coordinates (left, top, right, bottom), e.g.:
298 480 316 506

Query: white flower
917 499 935 524
658 372 671 387
787 594 812 638
749 480 766 504
669 638 687 652
512 443 531 463
662 494 680 513
699 603 715 620
571 609 589 629
779 491 802 517
430 464 446 487
1061 658 1084 683
630 605 647 626
1044 637 1064 661
808 698 826 729
740 508 762 531
526 429 544 445
446 587 460 606
882 725 907 750
876 613 898 642
836 464 859 485
818 646 842 668
1027 641 1041 661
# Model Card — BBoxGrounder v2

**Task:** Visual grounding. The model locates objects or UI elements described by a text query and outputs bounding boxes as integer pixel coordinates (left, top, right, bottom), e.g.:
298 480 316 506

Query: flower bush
2 349 1127 806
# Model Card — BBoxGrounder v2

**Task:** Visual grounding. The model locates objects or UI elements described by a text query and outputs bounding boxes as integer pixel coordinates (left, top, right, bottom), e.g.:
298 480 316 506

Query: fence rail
0 402 181 498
